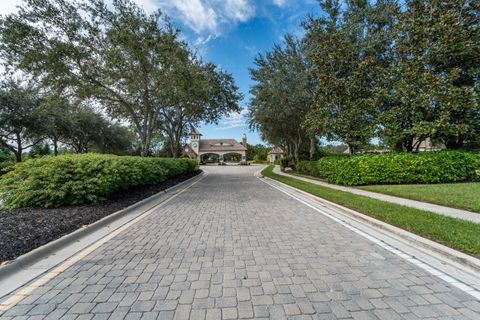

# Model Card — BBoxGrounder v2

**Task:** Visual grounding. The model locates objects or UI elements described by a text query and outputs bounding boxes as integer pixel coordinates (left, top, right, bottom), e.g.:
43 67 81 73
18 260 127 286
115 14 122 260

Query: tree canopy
0 0 241 157
249 0 480 156
249 34 317 161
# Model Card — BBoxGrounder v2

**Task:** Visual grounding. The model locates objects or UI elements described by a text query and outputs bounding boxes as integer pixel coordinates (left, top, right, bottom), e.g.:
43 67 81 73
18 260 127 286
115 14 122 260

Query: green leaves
249 34 316 161
0 0 241 157
313 151 480 185
0 154 198 208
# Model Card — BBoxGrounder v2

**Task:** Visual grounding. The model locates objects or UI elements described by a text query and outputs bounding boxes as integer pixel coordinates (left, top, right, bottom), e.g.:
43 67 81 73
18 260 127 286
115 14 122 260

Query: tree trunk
393 141 403 152
15 133 22 162
309 137 316 160
140 133 151 157
292 142 299 164
347 144 354 155
53 136 59 156
404 137 414 152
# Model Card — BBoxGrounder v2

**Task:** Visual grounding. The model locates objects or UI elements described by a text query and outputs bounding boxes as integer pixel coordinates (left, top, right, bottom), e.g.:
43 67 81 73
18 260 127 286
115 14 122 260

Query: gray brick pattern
1 166 479 319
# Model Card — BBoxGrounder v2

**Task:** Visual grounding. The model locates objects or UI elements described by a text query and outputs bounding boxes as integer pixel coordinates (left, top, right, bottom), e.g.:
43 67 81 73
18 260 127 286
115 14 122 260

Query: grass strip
262 165 480 257
360 183 480 214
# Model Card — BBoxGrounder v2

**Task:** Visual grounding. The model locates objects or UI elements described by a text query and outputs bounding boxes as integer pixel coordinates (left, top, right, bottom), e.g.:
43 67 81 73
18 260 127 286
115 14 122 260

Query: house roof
268 147 284 155
189 127 202 136
198 139 247 152
184 144 197 156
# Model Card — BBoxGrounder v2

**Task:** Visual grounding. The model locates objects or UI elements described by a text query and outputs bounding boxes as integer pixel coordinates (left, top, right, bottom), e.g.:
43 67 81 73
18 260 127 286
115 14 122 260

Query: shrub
0 153 14 175
295 161 320 177
315 151 480 186
280 155 294 170
0 154 199 208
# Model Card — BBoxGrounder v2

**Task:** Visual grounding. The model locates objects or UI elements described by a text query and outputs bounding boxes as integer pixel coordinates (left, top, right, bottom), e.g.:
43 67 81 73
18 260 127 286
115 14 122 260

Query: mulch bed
0 171 201 263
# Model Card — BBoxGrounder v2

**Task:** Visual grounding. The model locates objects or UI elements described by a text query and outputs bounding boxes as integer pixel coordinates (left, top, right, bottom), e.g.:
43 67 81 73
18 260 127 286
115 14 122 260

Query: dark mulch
0 171 201 263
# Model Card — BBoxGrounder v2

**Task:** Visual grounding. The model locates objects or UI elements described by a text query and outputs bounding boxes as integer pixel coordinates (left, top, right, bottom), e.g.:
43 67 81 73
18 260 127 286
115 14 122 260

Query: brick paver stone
0 166 478 319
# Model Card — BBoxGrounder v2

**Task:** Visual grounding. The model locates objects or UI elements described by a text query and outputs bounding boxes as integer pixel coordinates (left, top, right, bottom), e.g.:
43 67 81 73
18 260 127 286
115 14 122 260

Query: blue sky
2 0 320 145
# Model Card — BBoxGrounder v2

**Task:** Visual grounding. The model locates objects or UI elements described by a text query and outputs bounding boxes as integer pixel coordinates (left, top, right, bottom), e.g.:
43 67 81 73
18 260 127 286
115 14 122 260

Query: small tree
0 80 45 162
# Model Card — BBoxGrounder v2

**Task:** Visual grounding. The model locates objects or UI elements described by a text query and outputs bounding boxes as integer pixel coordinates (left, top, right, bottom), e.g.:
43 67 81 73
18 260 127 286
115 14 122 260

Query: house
184 128 247 163
268 147 284 163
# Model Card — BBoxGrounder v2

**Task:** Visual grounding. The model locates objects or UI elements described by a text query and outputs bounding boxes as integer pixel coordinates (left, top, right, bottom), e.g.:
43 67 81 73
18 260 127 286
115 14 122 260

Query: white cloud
159 0 255 35
216 108 249 130
272 0 287 7
131 0 159 13
223 0 254 22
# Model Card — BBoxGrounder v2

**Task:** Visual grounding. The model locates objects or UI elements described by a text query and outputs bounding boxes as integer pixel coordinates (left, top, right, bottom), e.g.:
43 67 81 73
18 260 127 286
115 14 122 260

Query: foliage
261 165 480 257
0 80 45 162
0 154 198 208
0 151 13 174
247 144 269 161
303 0 398 153
377 0 480 151
0 0 177 156
280 155 294 170
295 160 320 177
361 183 480 214
249 34 317 161
0 0 241 157
315 151 480 185
251 0 479 155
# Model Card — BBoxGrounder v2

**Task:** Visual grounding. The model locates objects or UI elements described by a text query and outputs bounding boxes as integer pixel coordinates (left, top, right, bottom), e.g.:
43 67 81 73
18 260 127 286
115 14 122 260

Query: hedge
297 151 480 186
0 154 199 208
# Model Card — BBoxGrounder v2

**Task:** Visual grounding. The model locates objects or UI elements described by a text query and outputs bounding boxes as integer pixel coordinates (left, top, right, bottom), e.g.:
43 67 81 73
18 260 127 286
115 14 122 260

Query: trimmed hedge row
0 154 199 208
296 151 480 185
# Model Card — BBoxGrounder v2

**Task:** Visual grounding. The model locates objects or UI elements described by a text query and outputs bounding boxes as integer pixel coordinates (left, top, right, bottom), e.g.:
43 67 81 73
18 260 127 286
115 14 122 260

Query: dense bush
313 151 480 185
0 153 13 175
295 161 320 177
0 154 198 208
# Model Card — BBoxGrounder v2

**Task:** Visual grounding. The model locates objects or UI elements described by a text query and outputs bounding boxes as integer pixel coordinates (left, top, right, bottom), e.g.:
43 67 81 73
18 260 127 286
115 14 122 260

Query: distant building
268 147 284 163
184 128 247 163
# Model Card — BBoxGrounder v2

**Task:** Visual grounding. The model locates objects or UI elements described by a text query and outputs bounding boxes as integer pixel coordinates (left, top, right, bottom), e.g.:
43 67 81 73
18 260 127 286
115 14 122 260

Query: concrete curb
262 174 480 275
0 172 205 287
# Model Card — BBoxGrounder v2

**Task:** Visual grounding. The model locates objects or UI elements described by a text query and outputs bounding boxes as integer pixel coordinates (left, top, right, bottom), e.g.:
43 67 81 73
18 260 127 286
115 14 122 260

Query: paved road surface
1 165 479 319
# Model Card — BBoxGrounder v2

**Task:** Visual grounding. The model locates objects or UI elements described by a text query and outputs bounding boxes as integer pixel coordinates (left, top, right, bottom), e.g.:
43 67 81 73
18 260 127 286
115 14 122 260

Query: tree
378 0 480 151
39 95 75 155
0 80 45 162
249 34 317 162
246 144 269 161
304 0 398 153
0 0 189 156
62 106 107 153
97 122 136 155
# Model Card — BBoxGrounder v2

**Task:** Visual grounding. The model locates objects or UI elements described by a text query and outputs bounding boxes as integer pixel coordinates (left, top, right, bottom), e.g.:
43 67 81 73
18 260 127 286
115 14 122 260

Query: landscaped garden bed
0 154 200 263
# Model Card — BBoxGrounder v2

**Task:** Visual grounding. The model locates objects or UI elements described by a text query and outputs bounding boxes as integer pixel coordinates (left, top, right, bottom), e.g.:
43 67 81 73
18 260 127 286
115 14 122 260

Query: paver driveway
1 165 479 320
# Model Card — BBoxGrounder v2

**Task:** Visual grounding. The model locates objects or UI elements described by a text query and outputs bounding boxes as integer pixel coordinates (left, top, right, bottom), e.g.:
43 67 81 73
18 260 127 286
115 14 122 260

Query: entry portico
184 128 247 163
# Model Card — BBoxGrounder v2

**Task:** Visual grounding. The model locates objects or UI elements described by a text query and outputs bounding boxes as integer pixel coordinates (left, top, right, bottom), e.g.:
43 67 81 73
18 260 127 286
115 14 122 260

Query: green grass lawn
360 183 480 213
262 166 480 257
